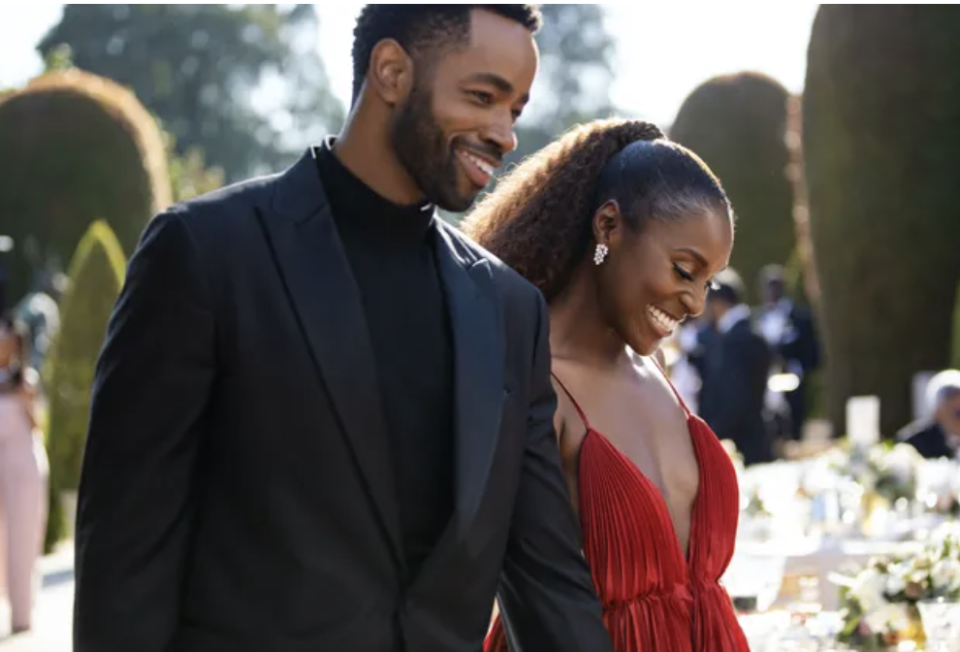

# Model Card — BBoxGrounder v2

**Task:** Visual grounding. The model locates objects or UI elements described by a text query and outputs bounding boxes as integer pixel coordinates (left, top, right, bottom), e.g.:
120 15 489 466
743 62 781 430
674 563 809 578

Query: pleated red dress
486 372 750 652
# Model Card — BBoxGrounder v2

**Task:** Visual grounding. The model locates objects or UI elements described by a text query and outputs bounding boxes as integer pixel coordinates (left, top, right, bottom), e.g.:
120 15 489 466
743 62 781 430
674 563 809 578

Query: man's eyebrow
466 72 529 103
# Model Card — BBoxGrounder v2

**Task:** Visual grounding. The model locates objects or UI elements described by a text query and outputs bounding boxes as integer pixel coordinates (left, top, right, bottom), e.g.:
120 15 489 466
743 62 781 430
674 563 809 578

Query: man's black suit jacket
73 150 611 652
698 318 774 466
898 419 957 460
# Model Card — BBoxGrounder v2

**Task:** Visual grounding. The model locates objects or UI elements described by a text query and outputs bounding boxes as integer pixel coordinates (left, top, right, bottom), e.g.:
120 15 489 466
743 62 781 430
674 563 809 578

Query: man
756 264 821 441
698 269 774 466
74 6 612 652
898 369 960 460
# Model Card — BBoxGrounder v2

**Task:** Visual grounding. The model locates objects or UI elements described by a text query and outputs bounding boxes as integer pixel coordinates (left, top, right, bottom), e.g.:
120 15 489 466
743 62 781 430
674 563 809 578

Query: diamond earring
594 243 609 266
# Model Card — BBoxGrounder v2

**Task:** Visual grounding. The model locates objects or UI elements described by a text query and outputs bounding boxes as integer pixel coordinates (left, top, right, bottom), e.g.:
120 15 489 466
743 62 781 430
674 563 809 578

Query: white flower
931 522 960 551
885 569 906 596
852 568 888 613
864 603 911 634
886 444 921 483
932 559 960 593
909 569 930 586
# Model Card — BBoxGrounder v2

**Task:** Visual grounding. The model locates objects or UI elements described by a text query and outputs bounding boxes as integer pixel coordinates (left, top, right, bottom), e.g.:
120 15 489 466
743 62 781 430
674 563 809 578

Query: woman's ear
592 199 624 248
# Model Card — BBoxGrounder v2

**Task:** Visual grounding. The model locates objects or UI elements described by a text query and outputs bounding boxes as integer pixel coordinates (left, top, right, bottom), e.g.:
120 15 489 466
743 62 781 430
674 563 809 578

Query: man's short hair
709 268 745 307
351 5 543 102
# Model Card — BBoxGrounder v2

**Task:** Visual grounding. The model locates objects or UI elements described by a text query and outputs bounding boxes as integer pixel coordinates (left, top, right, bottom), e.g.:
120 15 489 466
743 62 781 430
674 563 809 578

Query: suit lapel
259 150 404 567
433 226 505 537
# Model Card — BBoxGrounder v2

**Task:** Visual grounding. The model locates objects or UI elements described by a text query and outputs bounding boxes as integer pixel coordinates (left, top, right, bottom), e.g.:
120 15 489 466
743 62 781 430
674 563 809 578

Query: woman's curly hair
462 118 731 302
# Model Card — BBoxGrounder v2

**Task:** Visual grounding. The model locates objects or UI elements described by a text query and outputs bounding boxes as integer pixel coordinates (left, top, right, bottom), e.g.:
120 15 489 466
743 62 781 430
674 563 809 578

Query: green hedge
670 72 796 304
0 68 169 303
44 220 126 550
803 6 960 436
952 284 960 371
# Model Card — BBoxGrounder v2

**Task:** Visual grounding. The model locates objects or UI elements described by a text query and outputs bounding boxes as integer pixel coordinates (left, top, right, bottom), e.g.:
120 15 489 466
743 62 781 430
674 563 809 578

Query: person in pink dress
0 316 49 635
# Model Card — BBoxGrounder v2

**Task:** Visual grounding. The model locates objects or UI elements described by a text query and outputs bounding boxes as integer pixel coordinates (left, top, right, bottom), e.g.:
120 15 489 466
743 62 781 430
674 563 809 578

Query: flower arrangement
833 522 960 650
864 443 923 504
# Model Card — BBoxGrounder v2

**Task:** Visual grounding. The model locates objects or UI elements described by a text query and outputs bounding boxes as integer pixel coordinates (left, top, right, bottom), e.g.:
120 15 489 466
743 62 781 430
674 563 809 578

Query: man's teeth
465 152 494 176
648 306 679 333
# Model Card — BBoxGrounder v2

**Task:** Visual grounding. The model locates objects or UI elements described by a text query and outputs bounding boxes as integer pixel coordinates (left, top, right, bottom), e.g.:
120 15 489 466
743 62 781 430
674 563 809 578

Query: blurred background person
12 268 65 373
897 369 960 460
0 314 49 635
756 264 820 443
698 269 774 466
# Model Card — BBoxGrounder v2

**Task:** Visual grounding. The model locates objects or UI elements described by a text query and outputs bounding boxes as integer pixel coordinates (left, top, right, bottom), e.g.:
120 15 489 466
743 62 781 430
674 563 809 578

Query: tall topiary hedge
670 72 796 304
803 5 960 437
951 283 960 371
44 220 126 550
0 68 170 303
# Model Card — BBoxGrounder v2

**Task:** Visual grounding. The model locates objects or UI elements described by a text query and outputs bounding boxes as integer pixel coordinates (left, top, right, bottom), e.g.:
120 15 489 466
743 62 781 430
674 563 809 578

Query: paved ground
0 543 74 652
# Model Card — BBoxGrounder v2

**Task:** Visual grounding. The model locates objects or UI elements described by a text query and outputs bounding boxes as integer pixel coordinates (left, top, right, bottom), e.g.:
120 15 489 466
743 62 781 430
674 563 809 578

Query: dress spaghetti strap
648 355 692 417
550 372 591 431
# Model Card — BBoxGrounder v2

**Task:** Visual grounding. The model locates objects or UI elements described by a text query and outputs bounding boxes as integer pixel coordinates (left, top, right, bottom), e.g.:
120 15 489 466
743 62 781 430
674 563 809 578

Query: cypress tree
43 220 126 549
803 5 960 435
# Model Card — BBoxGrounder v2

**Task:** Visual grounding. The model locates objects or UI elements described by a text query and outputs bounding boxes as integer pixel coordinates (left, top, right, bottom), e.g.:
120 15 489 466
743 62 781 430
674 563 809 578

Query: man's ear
367 39 415 106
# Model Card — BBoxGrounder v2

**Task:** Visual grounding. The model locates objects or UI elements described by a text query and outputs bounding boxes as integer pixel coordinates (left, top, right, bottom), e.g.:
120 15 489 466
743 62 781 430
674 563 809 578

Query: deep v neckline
552 364 703 565
582 422 703 564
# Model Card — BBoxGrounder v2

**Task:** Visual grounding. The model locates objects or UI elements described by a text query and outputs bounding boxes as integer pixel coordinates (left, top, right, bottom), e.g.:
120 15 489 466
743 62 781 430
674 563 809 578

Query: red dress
486 372 750 652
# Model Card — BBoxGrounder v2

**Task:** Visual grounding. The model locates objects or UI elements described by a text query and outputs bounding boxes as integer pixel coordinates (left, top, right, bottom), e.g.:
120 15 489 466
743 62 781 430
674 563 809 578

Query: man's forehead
464 9 537 53
438 10 538 93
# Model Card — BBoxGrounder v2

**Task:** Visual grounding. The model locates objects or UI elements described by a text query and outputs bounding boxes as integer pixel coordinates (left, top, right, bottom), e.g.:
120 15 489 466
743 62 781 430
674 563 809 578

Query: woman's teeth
648 306 679 334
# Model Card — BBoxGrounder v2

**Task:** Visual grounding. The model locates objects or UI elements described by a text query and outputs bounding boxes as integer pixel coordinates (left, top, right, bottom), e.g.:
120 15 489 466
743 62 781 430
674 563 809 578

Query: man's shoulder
729 316 770 351
897 418 940 443
168 171 280 220
437 219 542 303
728 314 760 338
153 170 283 244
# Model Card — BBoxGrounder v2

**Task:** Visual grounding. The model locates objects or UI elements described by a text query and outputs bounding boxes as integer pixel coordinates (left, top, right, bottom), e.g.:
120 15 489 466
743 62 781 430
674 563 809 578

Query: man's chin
434 188 480 214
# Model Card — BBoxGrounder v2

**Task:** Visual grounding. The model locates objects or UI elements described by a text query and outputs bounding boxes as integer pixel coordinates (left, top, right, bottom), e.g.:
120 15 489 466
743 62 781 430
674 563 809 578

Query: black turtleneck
313 141 454 581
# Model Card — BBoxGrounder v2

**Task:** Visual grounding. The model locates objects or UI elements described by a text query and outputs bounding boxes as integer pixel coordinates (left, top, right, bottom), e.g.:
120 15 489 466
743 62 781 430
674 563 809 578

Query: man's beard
390 83 476 213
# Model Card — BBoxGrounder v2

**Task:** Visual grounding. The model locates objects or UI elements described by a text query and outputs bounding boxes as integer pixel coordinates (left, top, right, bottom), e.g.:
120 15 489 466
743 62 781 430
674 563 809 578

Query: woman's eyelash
673 264 694 282
675 264 719 291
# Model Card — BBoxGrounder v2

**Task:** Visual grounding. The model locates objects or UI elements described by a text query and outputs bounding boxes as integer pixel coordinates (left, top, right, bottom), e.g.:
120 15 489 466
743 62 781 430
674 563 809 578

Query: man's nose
482 111 518 156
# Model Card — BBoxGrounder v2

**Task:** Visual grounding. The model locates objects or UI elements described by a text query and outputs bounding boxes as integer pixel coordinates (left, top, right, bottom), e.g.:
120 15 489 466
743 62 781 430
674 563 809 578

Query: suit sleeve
496 291 613 652
74 212 215 652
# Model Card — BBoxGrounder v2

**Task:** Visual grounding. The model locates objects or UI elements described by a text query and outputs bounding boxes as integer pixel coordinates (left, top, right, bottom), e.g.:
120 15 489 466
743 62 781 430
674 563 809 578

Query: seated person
897 369 960 460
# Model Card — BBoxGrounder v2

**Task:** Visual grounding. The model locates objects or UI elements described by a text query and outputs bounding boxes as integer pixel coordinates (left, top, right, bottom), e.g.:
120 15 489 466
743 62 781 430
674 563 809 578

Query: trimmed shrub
803 5 960 436
670 72 796 303
0 68 169 302
43 220 126 550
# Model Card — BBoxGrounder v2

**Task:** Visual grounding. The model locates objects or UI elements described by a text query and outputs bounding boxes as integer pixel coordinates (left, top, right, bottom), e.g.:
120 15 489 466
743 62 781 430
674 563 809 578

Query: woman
0 315 49 634
464 119 749 652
